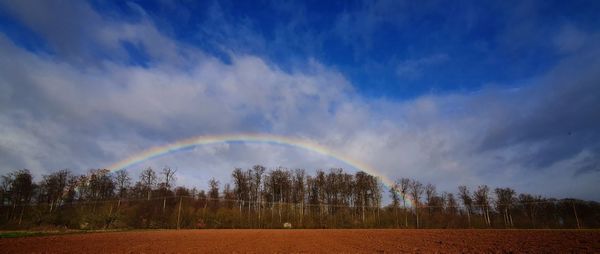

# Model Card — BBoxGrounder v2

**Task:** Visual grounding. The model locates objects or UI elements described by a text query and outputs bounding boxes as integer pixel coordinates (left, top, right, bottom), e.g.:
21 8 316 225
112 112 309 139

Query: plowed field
1 229 598 253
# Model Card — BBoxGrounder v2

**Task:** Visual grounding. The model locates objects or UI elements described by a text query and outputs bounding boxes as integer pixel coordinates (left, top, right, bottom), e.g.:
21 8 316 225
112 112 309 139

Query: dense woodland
1 166 598 230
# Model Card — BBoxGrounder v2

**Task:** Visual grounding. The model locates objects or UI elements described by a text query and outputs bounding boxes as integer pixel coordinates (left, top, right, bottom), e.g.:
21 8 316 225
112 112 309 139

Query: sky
0 0 599 201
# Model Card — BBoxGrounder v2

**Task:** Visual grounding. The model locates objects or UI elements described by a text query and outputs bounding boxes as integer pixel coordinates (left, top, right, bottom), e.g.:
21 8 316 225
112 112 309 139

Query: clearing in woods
0 229 598 253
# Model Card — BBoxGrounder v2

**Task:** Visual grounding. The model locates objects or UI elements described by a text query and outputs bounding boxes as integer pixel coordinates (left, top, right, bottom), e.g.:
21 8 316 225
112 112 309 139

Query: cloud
0 0 598 201
0 16 356 177
0 0 103 61
553 24 588 53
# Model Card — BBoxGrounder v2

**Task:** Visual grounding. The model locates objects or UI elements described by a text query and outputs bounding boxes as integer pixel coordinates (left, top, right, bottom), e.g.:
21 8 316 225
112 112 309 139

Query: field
1 229 598 253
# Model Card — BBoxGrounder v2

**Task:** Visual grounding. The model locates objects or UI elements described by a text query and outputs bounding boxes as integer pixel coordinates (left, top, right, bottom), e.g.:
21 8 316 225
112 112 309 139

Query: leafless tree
409 179 423 228
160 167 177 212
0 174 11 207
458 185 473 228
161 167 177 190
398 178 410 227
223 183 235 209
425 183 436 216
208 178 220 212
292 168 306 225
139 167 157 200
474 185 491 227
232 168 249 216
41 169 70 212
115 170 131 200
3 170 35 223
4 166 600 230
252 165 265 223
518 193 540 227
445 192 458 215
495 187 516 228
389 182 400 227
444 192 458 227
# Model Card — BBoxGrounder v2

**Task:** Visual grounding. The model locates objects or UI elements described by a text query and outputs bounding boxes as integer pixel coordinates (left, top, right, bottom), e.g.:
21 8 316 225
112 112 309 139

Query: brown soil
1 229 598 253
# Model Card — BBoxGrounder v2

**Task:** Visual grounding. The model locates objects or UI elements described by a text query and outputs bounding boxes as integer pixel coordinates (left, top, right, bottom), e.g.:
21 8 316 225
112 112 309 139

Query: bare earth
1 229 598 253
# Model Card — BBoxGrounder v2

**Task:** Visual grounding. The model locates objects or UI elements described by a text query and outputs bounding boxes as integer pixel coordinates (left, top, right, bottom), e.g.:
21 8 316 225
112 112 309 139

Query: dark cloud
478 41 600 173
0 0 106 62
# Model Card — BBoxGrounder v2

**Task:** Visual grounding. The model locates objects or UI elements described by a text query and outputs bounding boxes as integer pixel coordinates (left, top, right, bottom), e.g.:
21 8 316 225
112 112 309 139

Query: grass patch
0 231 53 238
0 229 133 238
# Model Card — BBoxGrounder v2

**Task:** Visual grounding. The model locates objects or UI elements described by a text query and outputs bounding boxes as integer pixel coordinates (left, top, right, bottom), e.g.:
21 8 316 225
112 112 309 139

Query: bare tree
5 170 35 223
115 170 131 200
445 193 458 212
518 193 540 228
409 179 423 228
160 167 177 212
41 169 70 212
223 183 235 209
474 185 491 227
140 167 157 200
85 169 115 205
444 192 458 227
231 168 249 216
458 185 473 228
398 178 410 227
115 169 131 211
252 165 265 224
0 174 11 207
293 168 306 225
389 182 401 228
495 187 516 228
3 165 600 230
161 167 177 190
354 171 372 224
208 178 220 212
425 183 437 216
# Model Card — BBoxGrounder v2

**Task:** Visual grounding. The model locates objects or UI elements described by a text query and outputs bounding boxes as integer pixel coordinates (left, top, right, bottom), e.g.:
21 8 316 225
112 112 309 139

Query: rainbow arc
107 133 408 204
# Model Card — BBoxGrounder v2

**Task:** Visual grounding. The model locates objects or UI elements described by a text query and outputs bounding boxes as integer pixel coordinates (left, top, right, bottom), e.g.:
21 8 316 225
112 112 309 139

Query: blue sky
92 0 596 97
5 0 598 97
0 0 599 200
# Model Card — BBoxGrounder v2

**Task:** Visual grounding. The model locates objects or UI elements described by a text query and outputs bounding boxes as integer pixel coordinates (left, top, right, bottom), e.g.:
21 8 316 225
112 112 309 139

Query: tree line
0 166 598 230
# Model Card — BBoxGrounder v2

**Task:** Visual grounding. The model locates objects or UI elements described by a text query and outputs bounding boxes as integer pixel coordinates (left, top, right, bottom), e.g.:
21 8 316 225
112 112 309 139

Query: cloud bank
0 0 599 200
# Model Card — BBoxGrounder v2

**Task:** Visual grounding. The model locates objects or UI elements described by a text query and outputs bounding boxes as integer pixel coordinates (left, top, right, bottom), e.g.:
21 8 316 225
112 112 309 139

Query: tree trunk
18 205 24 225
531 209 536 228
485 207 491 227
572 201 581 229
503 208 508 227
257 195 261 227
177 196 183 229
466 209 471 228
394 206 398 228
415 206 419 229
105 204 114 229
403 200 408 228
203 200 207 220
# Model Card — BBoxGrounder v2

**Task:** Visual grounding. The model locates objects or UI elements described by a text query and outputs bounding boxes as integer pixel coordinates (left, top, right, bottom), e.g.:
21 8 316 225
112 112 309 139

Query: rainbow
107 133 404 202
